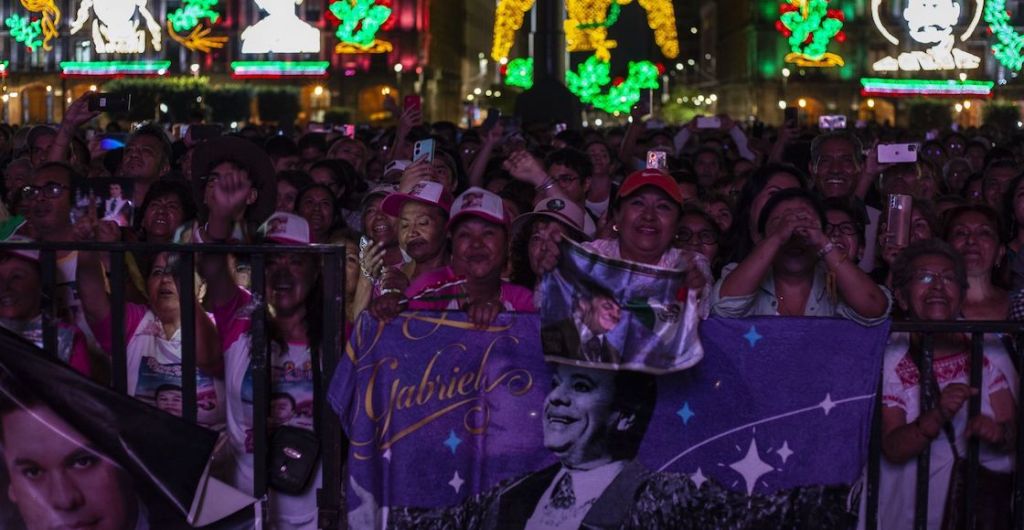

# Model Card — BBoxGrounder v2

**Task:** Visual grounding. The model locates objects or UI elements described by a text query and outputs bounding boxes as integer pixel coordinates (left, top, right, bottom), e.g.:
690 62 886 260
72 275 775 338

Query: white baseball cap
258 212 311 245
447 187 510 231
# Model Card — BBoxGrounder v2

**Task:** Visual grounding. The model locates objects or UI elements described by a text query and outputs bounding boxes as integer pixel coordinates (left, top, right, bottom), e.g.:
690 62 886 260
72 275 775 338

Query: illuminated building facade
685 0 1023 127
0 0 494 125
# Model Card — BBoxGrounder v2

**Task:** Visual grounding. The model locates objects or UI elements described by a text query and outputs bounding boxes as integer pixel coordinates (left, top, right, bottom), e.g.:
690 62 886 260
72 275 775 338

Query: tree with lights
774 0 845 67
330 0 394 53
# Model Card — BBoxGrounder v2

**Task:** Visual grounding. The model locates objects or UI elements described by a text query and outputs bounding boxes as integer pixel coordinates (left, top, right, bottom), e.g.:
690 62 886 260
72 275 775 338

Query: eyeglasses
911 270 960 287
677 228 718 245
20 182 67 201
824 221 860 237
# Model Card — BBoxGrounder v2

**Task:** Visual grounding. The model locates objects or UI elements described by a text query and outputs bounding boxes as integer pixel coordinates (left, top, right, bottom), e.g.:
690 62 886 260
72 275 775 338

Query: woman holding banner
712 188 890 325
503 151 711 293
371 187 534 327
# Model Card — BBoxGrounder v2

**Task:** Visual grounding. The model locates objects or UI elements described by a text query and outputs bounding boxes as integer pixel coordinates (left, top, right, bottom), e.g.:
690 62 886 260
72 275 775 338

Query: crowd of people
0 92 1019 528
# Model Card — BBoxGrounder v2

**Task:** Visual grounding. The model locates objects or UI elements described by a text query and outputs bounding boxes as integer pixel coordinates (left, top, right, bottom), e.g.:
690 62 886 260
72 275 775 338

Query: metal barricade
0 240 346 530
864 320 1024 530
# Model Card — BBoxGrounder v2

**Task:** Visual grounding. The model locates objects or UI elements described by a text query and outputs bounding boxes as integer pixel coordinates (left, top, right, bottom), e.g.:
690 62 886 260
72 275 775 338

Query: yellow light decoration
635 0 678 58
565 0 625 61
20 0 61 51
491 0 533 61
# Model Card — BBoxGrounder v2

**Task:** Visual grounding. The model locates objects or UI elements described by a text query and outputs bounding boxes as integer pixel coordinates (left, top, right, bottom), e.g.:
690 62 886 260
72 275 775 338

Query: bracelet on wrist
535 177 556 193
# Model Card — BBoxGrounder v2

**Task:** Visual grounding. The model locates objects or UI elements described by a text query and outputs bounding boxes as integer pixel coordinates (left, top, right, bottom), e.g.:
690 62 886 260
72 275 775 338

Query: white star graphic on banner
729 438 775 495
690 467 708 488
448 471 465 493
382 448 392 462
776 441 793 464
819 393 836 415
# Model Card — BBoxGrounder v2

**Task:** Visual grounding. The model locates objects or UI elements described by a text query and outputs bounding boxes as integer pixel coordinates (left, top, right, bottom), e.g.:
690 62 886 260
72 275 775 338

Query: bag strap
910 334 962 460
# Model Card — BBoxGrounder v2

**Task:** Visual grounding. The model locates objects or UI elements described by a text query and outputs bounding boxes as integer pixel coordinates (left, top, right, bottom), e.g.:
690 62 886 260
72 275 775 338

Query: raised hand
503 151 547 187
399 160 435 192
62 94 100 130
208 168 253 221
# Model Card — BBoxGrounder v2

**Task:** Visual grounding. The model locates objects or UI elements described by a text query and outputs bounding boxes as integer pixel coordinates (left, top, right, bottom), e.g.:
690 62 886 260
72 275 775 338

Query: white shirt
525 461 625 530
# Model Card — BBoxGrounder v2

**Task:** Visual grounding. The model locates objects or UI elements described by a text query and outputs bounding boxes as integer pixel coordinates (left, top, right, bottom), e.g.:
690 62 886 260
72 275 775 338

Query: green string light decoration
169 0 218 32
5 14 43 51
167 0 226 52
331 0 393 53
504 57 534 89
566 55 612 102
986 0 1024 71
504 54 660 114
589 60 660 114
774 0 845 67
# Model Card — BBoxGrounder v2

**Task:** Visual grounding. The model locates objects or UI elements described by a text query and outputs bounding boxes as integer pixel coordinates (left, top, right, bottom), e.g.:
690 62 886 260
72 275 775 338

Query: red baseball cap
617 168 684 206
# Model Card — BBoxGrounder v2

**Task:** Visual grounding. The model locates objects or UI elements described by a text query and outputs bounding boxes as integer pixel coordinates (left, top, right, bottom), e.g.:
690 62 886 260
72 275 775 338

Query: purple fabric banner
329 312 889 529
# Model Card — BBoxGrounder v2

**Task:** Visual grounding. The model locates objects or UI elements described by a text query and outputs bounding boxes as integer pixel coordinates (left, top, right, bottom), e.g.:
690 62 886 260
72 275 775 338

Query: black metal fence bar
39 249 56 356
109 250 127 393
865 382 882 530
914 332 935 530
1017 333 1024 530
965 332 984 529
248 251 269 524
179 250 198 424
318 249 344 530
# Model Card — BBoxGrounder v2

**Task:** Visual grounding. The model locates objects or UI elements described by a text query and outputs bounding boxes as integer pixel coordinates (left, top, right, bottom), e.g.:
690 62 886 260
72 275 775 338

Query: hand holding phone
877 143 918 164
885 194 913 248
88 93 131 113
412 139 435 163
696 117 721 129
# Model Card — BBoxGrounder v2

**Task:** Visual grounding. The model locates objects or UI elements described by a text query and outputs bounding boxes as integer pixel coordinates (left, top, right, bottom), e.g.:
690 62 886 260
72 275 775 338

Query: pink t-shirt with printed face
93 303 226 430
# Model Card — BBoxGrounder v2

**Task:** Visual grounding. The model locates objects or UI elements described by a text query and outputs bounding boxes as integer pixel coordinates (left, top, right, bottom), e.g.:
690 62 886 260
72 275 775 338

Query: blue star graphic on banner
677 402 695 425
443 429 462 455
743 326 763 348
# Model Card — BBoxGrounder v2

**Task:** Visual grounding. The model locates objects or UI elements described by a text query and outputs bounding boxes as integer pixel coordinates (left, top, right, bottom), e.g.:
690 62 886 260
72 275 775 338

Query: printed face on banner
0 405 139 530
871 0 983 71
240 0 320 54
68 0 163 53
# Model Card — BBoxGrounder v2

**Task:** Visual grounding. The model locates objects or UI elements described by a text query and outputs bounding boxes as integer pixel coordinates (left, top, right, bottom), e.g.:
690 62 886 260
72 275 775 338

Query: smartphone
878 143 919 164
190 124 222 141
404 95 422 112
482 109 501 132
553 122 567 134
819 115 847 130
784 107 798 124
646 150 668 170
412 139 435 163
886 194 913 247
340 124 356 138
307 122 327 133
696 116 721 129
88 93 131 113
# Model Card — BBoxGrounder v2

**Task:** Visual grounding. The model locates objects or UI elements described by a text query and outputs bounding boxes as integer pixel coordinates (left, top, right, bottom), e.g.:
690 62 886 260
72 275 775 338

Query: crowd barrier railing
865 320 1024 530
0 240 346 530
3 237 1023 530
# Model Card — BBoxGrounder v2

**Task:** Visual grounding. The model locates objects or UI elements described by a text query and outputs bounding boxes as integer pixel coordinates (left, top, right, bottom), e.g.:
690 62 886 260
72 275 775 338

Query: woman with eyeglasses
944 205 1010 320
713 188 890 324
879 239 1017 529
675 206 723 279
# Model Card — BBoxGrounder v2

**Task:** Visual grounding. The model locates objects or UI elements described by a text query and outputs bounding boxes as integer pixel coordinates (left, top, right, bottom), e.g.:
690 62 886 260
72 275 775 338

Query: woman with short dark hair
713 188 890 324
